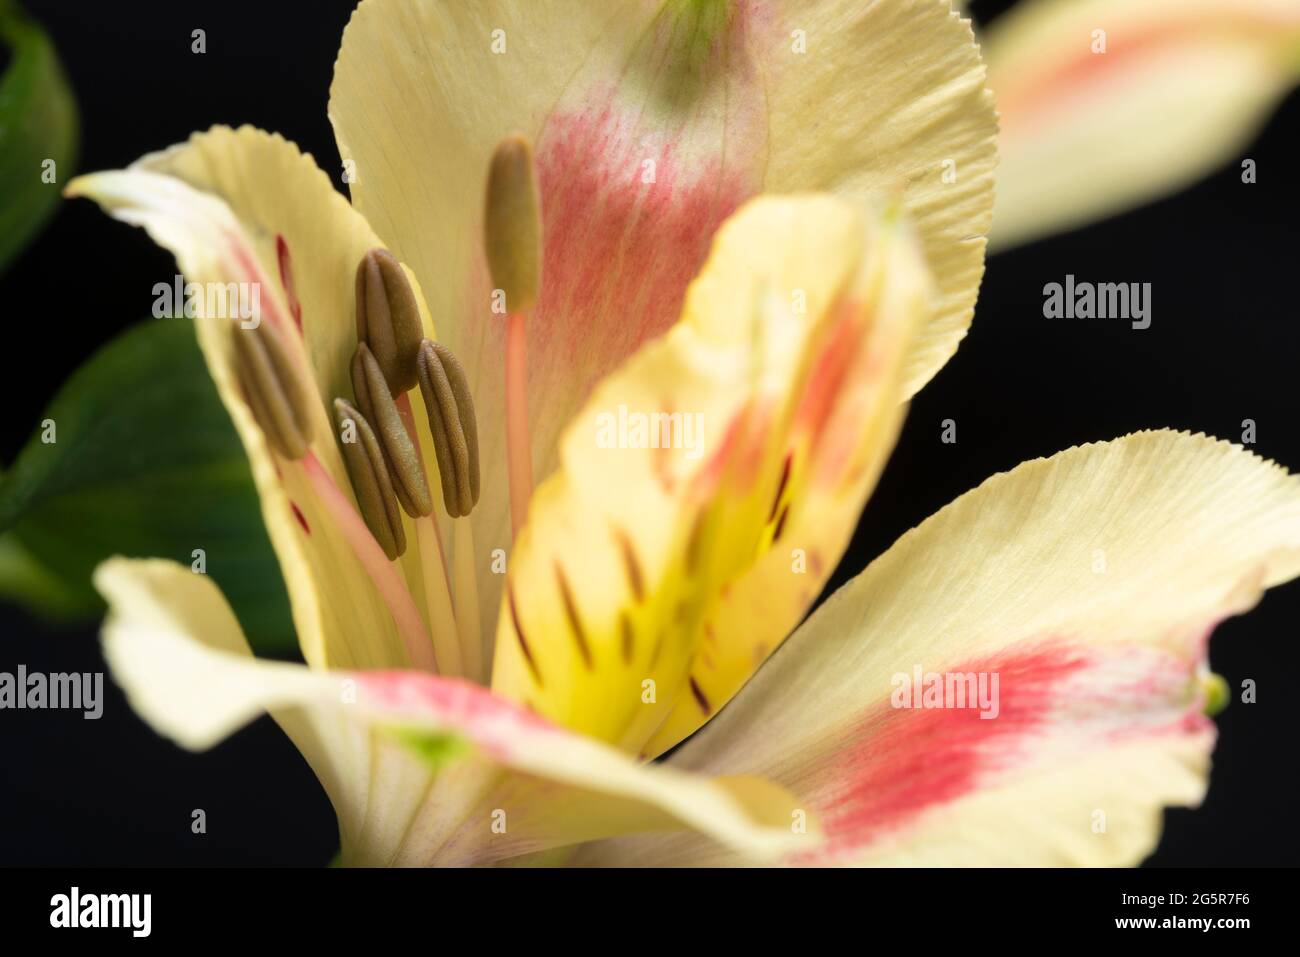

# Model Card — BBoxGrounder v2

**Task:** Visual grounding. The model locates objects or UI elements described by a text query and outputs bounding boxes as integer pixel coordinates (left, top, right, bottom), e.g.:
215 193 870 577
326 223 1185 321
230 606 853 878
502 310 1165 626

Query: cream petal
576 430 1300 864
68 128 435 671
758 0 999 396
986 0 1300 249
95 557 812 866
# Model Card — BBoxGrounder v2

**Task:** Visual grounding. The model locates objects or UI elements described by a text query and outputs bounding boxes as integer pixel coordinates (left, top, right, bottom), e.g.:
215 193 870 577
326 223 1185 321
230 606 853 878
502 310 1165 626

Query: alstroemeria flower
984 0 1300 249
65 0 1300 867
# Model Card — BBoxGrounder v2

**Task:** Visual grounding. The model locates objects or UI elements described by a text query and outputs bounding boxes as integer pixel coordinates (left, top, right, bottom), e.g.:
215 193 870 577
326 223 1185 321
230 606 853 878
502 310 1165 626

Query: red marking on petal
225 233 290 332
794 300 865 464
796 641 1205 863
769 454 793 523
355 671 557 758
276 234 304 332
733 0 762 25
534 100 753 377
290 501 310 533
695 402 771 496
772 502 791 542
998 10 1300 133
1179 710 1215 737
800 646 1085 862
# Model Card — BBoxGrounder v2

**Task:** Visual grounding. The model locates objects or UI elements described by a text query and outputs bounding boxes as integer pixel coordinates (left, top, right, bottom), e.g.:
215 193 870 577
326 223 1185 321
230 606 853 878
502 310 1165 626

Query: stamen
454 518 483 683
393 391 463 678
299 452 436 672
416 339 480 518
332 399 405 560
504 312 532 538
411 342 485 679
416 512 463 677
355 248 424 395
484 135 541 314
485 134 542 539
351 343 432 518
232 322 315 459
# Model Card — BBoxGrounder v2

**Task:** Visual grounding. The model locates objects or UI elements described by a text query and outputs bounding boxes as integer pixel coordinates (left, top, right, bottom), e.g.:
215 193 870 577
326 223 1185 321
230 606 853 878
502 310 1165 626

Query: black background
1 0 1296 866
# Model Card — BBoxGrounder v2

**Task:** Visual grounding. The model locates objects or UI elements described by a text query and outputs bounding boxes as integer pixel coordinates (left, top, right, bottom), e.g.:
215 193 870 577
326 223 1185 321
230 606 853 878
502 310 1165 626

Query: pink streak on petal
796 640 1207 863
354 670 558 760
533 99 752 372
825 648 1083 840
276 234 304 332
225 233 291 333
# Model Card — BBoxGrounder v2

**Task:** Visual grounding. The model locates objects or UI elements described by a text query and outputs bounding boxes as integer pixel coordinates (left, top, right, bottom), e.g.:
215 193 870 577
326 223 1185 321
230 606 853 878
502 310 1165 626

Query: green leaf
0 0 79 272
0 532 96 617
0 317 297 656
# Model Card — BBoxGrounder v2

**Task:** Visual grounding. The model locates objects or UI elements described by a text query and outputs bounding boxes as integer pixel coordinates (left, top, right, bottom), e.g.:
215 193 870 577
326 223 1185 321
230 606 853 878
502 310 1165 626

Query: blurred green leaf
0 531 94 616
0 0 79 271
0 318 297 656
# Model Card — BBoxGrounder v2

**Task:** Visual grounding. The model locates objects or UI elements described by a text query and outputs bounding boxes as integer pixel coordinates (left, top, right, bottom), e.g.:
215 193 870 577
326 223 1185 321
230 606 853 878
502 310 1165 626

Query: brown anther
355 248 424 395
484 134 542 314
416 339 481 518
333 399 405 559
232 321 315 459
350 343 432 518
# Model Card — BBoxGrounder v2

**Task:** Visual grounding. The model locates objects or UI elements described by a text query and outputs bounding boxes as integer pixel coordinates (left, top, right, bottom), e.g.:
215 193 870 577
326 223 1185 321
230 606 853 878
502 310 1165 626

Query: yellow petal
491 194 931 753
329 0 997 648
640 199 937 757
96 557 812 865
576 431 1300 865
67 127 428 671
986 0 1300 250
